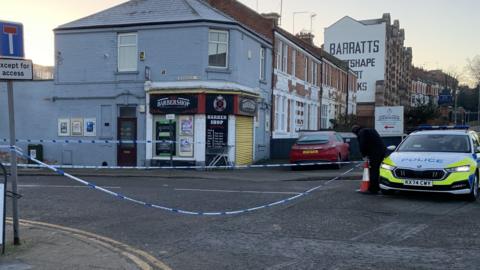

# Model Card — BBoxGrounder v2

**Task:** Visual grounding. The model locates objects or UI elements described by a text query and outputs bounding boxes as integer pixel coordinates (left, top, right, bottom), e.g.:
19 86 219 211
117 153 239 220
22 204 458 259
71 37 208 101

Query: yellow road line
6 218 172 270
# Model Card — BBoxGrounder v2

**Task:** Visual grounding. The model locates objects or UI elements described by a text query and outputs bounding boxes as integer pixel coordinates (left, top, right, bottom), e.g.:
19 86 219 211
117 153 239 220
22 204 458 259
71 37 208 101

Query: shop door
117 118 137 166
235 116 254 165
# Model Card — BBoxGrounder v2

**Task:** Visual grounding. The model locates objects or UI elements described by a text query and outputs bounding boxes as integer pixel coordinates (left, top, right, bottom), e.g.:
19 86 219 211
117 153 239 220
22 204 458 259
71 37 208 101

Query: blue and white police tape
13 148 360 216
5 160 361 170
1 138 203 145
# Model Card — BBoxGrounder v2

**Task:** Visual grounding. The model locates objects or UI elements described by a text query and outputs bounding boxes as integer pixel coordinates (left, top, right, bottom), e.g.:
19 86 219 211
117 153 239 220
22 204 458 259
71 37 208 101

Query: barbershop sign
150 94 198 114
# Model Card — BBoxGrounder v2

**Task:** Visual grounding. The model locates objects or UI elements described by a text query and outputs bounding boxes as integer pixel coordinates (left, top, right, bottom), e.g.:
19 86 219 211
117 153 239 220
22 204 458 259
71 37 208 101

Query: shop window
153 115 194 158
118 33 137 72
208 29 229 68
296 101 305 131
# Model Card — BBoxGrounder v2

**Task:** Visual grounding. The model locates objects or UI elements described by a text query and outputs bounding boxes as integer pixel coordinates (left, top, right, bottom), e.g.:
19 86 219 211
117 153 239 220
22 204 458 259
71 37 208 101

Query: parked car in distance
289 131 350 170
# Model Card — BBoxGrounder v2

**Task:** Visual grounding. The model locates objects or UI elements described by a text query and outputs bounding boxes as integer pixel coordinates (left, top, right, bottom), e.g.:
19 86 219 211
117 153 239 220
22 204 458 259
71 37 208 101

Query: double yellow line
6 218 172 270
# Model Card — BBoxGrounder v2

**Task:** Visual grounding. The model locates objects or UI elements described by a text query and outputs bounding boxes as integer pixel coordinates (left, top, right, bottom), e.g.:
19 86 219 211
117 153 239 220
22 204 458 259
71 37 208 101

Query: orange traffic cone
357 160 370 193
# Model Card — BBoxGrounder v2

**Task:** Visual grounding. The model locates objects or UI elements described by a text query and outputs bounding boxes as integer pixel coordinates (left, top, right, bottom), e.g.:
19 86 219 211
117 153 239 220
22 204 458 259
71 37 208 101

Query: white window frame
292 49 296 78
281 96 287 132
312 62 318 86
304 57 308 82
282 43 288 72
275 95 280 131
276 41 282 70
260 47 266 80
208 29 229 69
117 33 138 72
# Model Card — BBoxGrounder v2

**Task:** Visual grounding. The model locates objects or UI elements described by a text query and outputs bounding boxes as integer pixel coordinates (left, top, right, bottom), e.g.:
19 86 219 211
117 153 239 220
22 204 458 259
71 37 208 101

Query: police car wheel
465 174 479 202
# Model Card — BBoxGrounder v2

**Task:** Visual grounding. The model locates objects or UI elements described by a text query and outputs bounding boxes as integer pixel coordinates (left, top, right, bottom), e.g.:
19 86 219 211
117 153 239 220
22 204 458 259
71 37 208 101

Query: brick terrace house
207 0 357 158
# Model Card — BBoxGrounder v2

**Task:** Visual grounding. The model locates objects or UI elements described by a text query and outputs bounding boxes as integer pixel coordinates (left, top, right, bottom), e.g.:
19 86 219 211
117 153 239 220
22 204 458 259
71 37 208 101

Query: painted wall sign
150 94 198 114
324 17 386 103
206 95 234 115
238 97 257 116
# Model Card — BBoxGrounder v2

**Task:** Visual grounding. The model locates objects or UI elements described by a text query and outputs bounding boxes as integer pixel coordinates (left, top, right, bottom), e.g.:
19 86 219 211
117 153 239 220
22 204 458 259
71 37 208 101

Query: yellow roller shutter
235 116 254 165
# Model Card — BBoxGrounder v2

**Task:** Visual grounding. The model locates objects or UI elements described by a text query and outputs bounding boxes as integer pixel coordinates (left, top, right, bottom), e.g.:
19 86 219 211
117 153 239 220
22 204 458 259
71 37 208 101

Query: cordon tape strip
7 146 361 216
0 142 361 171
1 138 199 144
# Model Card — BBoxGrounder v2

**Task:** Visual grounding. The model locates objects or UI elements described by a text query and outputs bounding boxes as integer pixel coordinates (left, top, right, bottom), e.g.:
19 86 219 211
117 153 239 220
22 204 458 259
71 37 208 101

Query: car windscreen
397 134 471 153
297 134 330 145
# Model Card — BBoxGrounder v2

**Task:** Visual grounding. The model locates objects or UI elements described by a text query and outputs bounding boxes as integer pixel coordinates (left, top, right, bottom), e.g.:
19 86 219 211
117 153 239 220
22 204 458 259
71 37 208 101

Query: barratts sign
0 58 33 80
375 106 404 136
324 16 386 103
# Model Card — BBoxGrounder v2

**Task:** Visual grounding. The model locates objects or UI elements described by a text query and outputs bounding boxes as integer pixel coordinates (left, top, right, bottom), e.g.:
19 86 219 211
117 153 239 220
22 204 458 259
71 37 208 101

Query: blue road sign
0 21 24 59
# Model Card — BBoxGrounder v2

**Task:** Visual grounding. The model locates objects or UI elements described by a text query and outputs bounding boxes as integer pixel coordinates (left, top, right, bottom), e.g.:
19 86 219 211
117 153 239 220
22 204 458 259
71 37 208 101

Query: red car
289 131 350 169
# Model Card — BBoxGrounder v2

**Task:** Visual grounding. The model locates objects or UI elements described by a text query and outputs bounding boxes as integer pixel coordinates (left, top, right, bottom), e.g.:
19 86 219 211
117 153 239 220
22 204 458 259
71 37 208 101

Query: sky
2 0 479 84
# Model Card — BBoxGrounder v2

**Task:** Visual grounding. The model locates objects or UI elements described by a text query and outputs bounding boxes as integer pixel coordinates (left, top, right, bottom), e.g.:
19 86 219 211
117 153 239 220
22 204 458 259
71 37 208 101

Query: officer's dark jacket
357 128 387 160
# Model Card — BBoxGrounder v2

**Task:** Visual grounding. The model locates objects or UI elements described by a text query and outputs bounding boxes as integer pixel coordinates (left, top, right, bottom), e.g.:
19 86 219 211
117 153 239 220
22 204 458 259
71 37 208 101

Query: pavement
1 218 171 270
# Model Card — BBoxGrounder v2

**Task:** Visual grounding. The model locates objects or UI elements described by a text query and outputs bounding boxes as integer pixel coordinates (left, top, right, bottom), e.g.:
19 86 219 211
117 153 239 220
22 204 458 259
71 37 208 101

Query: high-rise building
324 13 412 127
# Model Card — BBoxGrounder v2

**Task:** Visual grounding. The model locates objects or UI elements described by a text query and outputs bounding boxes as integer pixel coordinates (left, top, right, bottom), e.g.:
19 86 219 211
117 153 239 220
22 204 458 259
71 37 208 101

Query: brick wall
205 0 274 41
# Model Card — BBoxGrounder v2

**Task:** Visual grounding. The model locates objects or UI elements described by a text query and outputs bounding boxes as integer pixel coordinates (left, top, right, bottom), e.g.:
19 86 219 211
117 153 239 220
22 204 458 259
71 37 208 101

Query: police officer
352 125 387 194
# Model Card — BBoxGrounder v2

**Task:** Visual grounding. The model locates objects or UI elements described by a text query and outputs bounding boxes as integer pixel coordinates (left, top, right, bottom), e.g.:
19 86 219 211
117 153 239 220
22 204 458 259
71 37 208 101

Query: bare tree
467 55 480 86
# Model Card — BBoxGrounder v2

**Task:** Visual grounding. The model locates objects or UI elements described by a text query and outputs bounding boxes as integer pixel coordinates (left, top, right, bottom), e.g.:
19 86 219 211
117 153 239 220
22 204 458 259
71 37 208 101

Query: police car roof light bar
416 125 470 131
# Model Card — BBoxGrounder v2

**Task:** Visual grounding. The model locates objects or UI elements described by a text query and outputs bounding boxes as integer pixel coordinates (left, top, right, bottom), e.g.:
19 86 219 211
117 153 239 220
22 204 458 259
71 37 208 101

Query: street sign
0 181 4 248
0 58 33 80
0 21 25 59
1 19 27 247
375 106 404 136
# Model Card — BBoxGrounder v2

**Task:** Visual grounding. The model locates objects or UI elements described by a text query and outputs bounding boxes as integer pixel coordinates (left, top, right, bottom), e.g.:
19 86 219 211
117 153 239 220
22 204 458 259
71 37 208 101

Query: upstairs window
312 62 318 86
282 43 288 72
292 49 296 77
260 47 266 80
209 30 229 68
304 57 308 82
118 33 138 72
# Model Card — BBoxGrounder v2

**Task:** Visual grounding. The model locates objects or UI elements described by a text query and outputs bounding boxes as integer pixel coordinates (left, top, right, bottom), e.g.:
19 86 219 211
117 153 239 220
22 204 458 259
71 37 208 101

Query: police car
380 125 480 201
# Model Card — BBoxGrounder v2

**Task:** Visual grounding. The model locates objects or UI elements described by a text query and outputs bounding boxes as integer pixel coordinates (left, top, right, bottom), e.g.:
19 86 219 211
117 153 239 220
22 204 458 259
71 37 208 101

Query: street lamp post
454 88 459 125
477 84 480 124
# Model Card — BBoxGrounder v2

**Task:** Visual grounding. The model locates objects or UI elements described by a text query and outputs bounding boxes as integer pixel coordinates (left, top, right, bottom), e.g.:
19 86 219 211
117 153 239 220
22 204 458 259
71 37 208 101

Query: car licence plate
403 180 433 187
302 150 319 154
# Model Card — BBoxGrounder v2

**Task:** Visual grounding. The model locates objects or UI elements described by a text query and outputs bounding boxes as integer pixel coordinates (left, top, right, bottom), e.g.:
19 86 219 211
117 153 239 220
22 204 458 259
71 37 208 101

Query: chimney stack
296 31 315 45
261 12 281 26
